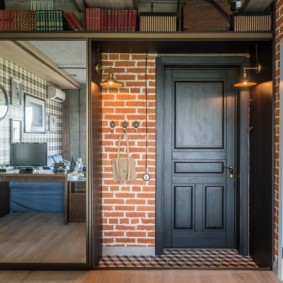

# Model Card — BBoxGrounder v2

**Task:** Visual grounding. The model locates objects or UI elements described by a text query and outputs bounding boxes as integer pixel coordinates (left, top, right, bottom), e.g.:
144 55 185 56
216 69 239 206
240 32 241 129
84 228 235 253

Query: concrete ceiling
29 40 87 86
0 40 86 89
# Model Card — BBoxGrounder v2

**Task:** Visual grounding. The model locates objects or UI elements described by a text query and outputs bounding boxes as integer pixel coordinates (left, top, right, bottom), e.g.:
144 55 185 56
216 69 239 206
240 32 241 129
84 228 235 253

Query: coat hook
110 120 115 132
122 121 127 133
133 121 140 132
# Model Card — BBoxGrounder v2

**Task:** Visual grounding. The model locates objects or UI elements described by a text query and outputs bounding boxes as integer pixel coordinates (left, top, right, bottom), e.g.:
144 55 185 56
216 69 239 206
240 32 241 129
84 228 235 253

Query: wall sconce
234 45 262 88
233 63 262 88
95 63 122 88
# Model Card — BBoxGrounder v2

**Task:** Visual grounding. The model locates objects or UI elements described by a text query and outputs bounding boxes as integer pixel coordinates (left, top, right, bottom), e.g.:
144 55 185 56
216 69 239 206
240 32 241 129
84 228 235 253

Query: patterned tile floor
98 249 259 269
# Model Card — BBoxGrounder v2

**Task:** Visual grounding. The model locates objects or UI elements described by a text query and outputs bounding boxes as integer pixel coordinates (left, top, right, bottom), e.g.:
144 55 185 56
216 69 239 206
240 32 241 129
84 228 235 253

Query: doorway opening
155 56 250 258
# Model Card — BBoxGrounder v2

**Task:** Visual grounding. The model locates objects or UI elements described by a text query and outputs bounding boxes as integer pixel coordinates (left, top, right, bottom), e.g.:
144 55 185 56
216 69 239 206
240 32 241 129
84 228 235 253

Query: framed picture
10 119 22 143
49 114 57 131
0 84 9 121
11 78 23 106
24 93 46 133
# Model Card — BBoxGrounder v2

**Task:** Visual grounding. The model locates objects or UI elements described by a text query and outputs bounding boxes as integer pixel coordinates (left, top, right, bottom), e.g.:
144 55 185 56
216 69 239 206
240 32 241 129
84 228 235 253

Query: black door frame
155 55 250 255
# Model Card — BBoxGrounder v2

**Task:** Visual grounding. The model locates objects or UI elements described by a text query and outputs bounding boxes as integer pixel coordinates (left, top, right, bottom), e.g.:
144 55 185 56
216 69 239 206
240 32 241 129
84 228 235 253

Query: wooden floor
0 270 281 283
0 214 281 283
0 212 86 263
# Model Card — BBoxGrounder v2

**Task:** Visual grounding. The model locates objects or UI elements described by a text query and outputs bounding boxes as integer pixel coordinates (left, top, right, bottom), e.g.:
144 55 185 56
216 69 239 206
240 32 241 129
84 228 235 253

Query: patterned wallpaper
0 57 63 165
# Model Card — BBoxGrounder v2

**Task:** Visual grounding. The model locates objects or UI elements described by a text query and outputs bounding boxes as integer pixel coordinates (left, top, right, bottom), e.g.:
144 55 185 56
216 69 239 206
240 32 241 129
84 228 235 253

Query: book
0 10 12 31
64 11 82 31
36 10 63 31
85 8 137 32
64 12 77 31
86 7 101 31
31 0 53 10
67 11 83 31
12 10 36 31
129 10 137 31
123 10 128 32
94 8 101 31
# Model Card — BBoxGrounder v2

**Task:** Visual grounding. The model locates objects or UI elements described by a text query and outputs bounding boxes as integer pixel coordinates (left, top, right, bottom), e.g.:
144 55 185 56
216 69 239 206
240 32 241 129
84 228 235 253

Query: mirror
0 84 8 121
0 40 87 264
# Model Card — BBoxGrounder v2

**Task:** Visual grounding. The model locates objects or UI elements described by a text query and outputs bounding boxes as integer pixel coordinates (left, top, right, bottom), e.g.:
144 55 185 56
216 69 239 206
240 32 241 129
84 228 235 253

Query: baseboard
102 247 155 257
273 262 278 274
273 262 282 281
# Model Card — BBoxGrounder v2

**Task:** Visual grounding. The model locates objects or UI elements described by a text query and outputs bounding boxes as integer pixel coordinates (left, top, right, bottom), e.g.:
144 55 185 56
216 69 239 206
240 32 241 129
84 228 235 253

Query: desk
0 171 68 224
68 180 86 222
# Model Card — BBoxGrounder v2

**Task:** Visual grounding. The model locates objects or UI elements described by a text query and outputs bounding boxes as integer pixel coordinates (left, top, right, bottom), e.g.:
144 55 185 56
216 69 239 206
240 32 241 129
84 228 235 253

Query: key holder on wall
133 121 140 132
110 120 139 133
142 53 150 182
122 121 128 133
110 120 116 132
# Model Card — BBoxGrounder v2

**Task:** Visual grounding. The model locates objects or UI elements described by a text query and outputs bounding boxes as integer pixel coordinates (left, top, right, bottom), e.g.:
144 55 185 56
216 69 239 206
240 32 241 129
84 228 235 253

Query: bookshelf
0 0 273 54
0 0 138 32
0 0 273 34
1 0 83 32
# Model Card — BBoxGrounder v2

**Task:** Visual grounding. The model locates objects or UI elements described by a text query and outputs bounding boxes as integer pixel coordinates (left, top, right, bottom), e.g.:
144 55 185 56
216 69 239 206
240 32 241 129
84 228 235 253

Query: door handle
224 166 234 179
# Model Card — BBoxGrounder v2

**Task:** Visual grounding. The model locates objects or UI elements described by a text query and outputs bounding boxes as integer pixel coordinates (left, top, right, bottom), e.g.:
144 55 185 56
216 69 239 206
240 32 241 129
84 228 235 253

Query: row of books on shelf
85 8 137 32
0 10 82 31
30 0 54 11
0 8 136 32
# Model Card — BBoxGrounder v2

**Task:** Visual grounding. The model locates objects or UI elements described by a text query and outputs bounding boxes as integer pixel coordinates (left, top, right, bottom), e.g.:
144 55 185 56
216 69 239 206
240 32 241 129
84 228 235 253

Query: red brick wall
274 0 283 266
101 53 156 247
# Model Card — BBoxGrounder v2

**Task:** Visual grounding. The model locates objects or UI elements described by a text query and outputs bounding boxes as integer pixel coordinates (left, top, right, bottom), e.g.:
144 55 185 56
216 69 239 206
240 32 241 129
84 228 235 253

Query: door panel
174 162 224 174
175 82 224 149
163 68 236 249
174 186 193 229
205 186 224 229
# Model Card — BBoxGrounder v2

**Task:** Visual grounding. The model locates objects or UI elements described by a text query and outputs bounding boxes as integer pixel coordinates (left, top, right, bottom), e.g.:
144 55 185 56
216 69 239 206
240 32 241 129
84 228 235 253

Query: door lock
224 166 234 179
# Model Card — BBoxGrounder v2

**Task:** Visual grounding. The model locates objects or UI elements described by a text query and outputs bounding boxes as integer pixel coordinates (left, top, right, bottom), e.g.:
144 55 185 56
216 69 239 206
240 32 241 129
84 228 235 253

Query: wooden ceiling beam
71 0 84 12
240 0 273 12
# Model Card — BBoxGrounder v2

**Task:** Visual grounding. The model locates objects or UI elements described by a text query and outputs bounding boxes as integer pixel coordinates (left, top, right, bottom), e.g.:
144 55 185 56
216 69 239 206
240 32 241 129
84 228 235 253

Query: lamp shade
234 80 257 88
100 70 122 88
233 69 257 88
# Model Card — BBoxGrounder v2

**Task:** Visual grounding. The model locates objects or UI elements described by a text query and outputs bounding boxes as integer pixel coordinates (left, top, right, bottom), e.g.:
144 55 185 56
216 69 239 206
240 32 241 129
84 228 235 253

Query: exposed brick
104 199 125 205
101 53 157 248
126 199 146 205
104 212 125 218
137 238 155 244
120 218 130 224
126 231 147 237
116 238 136 243
104 231 124 237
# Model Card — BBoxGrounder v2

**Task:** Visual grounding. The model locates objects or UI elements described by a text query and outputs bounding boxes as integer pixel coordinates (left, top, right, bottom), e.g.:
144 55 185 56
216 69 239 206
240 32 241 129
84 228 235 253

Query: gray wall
66 85 86 164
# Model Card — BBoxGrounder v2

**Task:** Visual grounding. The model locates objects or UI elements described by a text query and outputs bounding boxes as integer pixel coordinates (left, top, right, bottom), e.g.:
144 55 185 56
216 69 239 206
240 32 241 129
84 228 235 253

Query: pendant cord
145 53 148 171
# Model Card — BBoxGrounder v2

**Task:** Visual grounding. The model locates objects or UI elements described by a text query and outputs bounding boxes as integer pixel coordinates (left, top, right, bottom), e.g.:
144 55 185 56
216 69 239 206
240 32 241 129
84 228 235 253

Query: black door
162 68 236 248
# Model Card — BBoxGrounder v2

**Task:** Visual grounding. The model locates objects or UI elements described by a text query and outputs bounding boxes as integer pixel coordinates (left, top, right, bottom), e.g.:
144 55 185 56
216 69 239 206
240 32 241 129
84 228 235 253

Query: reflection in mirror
0 40 87 264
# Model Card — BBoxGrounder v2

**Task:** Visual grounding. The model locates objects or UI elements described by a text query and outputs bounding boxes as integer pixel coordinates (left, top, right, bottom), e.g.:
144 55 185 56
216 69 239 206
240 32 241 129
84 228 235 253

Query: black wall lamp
95 63 123 88
234 45 262 88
